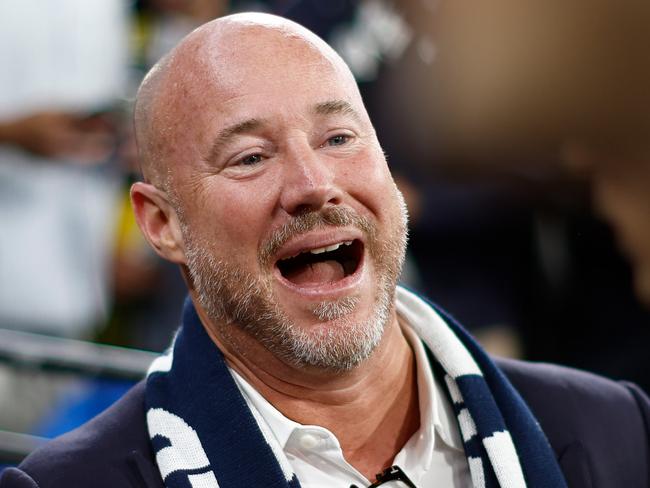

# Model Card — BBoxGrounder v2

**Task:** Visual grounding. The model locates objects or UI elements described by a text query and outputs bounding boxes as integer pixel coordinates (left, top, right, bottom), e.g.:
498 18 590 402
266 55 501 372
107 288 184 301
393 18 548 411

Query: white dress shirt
231 311 472 487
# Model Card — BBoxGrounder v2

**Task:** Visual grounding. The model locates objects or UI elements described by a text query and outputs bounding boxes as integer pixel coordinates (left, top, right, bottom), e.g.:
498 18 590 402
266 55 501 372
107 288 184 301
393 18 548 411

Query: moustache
259 206 376 268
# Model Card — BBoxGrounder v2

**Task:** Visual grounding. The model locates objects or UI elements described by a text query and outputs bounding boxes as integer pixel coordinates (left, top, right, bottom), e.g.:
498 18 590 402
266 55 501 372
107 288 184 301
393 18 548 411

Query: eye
324 134 350 147
239 154 263 166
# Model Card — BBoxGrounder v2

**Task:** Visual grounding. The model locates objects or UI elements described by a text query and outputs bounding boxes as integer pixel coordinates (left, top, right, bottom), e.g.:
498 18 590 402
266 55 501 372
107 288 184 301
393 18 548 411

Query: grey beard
312 296 360 321
184 245 395 372
181 191 408 372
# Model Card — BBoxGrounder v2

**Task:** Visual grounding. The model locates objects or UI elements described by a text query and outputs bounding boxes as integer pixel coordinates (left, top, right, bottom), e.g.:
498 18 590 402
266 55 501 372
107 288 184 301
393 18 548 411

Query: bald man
2 13 648 488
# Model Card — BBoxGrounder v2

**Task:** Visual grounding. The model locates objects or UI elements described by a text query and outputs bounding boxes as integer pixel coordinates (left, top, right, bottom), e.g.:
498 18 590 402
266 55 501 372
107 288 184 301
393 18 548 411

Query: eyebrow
204 100 362 164
205 118 265 164
313 100 362 122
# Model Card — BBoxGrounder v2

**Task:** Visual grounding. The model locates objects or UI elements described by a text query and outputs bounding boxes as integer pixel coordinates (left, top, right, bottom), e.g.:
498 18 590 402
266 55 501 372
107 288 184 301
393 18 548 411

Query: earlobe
130 182 187 264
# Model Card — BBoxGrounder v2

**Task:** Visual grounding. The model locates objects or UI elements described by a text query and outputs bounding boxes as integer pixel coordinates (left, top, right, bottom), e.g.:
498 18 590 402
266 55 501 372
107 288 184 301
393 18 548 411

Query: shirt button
298 433 320 450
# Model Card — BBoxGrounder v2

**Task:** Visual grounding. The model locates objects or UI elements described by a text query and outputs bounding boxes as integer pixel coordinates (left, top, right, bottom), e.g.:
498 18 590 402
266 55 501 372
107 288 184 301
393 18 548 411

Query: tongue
285 260 345 285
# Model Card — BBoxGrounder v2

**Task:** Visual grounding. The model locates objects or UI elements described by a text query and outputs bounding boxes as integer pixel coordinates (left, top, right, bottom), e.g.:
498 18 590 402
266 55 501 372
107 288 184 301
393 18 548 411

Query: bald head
134 12 361 190
129 11 405 375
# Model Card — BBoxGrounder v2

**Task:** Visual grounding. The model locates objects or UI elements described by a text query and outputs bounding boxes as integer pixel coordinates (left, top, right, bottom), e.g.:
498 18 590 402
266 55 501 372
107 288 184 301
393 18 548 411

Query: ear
130 182 187 264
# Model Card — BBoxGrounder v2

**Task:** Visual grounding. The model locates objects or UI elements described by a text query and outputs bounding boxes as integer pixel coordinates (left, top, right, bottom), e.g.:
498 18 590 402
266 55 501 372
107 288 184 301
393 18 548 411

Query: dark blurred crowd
1 0 648 429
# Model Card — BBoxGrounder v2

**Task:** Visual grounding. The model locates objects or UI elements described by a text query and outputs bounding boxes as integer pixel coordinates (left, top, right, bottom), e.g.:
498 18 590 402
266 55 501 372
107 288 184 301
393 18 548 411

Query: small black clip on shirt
350 465 417 488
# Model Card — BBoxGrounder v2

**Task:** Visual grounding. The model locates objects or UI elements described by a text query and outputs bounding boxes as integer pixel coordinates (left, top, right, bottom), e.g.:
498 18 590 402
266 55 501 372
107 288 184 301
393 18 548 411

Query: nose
279 143 343 215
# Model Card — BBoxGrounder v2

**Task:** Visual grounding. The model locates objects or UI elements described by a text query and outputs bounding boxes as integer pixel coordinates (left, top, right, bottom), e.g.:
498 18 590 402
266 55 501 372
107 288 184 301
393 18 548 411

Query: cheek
219 187 275 245
188 179 276 256
342 150 394 216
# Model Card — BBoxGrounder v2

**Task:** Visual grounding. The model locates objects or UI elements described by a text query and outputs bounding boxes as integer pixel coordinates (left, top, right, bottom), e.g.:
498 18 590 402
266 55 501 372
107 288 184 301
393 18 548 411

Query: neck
198 304 420 481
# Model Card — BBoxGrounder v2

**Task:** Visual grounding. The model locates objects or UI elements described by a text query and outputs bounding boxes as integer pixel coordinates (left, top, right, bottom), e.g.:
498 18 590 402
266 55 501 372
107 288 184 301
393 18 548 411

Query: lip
273 228 364 262
272 228 366 298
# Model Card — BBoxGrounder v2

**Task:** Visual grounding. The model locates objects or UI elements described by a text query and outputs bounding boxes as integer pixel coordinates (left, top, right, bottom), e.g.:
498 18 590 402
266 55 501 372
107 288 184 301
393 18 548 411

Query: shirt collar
401 322 464 453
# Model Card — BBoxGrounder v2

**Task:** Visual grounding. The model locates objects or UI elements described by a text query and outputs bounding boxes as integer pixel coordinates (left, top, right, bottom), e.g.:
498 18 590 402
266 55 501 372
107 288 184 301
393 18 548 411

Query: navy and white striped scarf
145 287 567 487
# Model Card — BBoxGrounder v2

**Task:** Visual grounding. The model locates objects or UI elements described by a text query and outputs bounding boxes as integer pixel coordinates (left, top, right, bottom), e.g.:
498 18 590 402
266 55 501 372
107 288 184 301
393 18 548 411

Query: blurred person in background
0 0 130 433
422 0 650 388
0 0 128 338
431 0 650 306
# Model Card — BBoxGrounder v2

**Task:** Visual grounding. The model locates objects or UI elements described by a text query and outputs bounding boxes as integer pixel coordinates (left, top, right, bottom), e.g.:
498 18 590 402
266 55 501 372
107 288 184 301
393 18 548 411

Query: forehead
147 24 366 180
198 30 359 120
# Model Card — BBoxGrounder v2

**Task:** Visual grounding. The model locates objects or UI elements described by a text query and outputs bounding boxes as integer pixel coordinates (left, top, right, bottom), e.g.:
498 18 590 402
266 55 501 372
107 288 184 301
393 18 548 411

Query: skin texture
131 13 418 480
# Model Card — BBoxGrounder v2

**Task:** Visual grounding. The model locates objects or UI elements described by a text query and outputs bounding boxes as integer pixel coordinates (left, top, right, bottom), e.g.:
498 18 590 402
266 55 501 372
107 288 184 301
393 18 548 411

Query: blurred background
1 0 649 467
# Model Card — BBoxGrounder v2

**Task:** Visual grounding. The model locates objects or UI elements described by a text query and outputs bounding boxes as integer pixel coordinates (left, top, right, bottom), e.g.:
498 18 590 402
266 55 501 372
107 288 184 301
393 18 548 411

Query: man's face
164 29 408 370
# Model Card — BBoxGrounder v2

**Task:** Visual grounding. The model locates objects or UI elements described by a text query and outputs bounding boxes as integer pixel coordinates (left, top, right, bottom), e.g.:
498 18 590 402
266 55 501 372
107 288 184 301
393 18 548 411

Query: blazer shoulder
496 357 650 486
496 357 646 401
9 381 161 488
496 357 650 429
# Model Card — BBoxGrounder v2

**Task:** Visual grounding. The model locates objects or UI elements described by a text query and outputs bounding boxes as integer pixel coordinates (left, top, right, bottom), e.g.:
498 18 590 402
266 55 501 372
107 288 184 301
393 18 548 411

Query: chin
281 287 376 328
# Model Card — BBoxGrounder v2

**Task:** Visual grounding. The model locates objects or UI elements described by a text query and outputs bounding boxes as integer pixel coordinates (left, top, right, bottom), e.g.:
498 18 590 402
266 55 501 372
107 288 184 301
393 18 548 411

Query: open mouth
276 239 364 286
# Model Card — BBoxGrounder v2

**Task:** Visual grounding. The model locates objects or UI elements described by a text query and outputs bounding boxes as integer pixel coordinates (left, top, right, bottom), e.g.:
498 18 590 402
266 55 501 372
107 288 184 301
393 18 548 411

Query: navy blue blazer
1 359 649 487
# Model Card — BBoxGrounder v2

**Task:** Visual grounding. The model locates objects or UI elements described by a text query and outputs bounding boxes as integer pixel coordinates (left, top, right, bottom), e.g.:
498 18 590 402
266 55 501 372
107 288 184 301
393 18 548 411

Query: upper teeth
309 240 353 255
